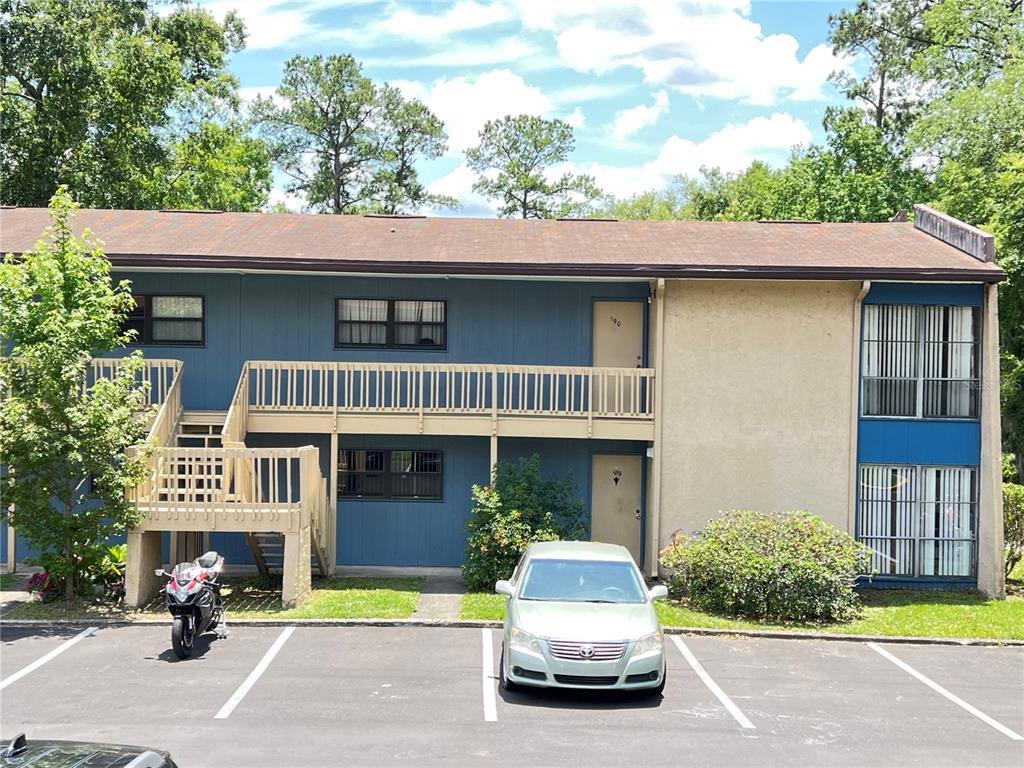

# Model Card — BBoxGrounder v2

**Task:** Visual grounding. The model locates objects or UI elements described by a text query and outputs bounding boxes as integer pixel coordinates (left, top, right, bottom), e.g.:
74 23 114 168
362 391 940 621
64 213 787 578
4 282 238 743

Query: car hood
510 599 658 641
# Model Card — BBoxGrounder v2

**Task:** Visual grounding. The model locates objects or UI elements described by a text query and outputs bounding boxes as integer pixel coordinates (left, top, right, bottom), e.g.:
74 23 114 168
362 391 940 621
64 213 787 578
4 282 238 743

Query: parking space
1 624 1022 767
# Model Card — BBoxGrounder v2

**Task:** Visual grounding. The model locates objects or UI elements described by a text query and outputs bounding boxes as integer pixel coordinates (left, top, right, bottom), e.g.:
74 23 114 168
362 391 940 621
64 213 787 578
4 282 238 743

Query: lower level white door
590 454 643 565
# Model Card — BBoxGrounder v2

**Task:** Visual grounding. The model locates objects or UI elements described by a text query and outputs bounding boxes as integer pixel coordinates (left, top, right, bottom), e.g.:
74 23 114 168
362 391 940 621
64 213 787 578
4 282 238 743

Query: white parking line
671 636 755 729
0 626 97 692
215 627 295 720
867 642 1024 741
481 628 497 722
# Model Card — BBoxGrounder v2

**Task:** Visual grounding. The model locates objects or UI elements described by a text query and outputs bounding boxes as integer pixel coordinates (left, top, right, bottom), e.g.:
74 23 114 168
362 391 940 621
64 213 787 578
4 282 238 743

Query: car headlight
509 626 544 655
632 631 663 656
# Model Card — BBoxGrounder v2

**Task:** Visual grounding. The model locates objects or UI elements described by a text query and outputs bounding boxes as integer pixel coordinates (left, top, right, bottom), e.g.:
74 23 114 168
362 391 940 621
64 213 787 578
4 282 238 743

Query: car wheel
498 645 519 692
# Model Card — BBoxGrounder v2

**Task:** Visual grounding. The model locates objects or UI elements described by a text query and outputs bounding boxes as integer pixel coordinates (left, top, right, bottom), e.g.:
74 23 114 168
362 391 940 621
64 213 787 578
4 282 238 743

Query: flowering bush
462 455 585 591
659 510 873 623
26 571 59 603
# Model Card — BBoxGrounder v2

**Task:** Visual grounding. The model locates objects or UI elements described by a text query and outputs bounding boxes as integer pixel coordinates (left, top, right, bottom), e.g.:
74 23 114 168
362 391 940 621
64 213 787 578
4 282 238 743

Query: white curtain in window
919 466 974 576
923 306 975 417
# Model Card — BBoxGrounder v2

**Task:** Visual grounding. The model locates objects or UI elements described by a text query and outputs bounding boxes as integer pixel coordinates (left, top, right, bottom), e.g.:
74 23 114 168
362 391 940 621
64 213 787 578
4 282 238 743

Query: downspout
848 280 870 534
649 278 667 578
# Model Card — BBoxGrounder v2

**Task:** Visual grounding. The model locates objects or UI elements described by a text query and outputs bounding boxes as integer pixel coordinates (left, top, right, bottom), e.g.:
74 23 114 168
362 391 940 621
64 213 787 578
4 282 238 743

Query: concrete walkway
333 566 467 620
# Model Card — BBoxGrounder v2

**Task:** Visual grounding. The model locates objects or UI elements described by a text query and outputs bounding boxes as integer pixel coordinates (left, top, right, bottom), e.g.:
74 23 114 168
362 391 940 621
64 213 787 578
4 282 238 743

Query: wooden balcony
223 361 656 443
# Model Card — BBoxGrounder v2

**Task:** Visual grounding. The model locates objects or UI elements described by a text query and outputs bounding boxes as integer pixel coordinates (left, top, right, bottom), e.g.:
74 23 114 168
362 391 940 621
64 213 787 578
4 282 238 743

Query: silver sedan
495 540 668 694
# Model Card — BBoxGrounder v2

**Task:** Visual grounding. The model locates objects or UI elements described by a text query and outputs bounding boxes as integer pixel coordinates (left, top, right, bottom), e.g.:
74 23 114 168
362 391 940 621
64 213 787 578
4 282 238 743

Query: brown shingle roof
0 207 1006 282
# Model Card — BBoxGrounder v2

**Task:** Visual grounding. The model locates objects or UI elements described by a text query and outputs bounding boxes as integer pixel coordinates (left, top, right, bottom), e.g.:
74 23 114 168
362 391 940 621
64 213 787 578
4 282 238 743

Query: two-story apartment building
0 204 1007 605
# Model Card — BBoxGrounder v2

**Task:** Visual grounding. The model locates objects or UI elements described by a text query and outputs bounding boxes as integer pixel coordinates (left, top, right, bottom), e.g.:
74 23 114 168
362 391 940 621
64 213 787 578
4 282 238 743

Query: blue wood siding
332 435 647 567
858 420 981 465
110 273 649 411
864 282 984 306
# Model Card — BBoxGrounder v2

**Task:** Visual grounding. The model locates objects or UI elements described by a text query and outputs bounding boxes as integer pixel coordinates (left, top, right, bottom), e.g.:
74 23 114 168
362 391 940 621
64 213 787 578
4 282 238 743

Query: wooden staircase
171 411 328 579
246 531 328 578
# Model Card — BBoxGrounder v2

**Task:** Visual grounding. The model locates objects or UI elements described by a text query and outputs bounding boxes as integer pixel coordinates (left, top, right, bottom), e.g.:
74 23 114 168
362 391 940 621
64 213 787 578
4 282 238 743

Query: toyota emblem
578 645 595 659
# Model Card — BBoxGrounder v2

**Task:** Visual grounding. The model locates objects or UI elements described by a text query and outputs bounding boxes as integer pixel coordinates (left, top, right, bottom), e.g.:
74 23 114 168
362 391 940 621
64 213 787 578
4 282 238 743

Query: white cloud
371 38 545 69
391 69 553 151
611 89 669 139
513 0 852 106
426 112 811 212
377 1 513 38
238 85 281 106
565 106 586 129
427 164 497 216
578 112 812 198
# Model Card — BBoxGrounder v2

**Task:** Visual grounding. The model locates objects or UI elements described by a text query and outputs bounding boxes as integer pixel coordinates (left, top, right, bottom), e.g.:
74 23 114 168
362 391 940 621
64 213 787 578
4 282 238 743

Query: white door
590 454 643 564
592 301 644 369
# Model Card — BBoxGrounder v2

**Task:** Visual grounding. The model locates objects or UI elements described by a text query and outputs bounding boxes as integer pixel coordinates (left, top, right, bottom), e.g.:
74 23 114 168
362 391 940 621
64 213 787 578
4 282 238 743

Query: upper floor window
126 295 204 346
335 298 446 350
861 304 980 419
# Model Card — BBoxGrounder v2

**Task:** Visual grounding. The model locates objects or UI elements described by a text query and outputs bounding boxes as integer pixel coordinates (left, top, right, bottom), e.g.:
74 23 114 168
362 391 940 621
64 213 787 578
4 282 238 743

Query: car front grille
553 674 619 686
547 639 627 661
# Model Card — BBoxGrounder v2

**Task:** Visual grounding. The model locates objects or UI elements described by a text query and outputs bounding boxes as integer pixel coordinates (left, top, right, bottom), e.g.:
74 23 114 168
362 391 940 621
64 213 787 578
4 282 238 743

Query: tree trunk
333 146 343 214
64 486 74 601
875 70 886 131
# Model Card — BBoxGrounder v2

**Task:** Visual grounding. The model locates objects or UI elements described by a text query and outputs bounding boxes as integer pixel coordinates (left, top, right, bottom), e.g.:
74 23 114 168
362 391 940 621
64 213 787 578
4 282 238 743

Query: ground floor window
857 464 977 578
338 449 443 500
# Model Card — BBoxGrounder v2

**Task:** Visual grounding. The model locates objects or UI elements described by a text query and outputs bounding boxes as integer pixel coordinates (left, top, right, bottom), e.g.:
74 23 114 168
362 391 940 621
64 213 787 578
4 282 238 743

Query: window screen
335 299 446 349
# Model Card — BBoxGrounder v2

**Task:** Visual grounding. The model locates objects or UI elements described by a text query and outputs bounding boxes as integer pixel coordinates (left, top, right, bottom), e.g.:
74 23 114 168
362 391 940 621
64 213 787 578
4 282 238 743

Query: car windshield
518 558 648 603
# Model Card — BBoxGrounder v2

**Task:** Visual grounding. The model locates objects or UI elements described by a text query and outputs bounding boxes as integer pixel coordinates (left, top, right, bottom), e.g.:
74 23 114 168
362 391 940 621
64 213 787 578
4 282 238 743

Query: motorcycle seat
196 551 220 569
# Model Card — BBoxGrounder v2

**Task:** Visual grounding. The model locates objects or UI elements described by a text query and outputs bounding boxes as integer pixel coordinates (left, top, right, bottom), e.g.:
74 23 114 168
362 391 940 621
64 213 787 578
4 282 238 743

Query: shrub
1004 483 1024 578
462 455 585 591
659 510 873 623
26 571 59 603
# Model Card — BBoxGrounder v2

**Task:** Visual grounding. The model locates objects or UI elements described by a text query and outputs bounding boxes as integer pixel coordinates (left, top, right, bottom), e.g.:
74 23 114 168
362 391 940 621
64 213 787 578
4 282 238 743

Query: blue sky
198 0 855 214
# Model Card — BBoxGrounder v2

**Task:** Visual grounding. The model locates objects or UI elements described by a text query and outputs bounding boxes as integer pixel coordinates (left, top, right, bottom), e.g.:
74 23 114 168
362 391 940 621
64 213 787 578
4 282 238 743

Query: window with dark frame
335 298 446 349
338 449 443 500
861 304 981 419
125 295 205 346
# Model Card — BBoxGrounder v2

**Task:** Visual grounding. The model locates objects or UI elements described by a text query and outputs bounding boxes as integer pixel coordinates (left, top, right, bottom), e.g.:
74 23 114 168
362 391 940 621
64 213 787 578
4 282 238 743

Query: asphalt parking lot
1 624 1022 768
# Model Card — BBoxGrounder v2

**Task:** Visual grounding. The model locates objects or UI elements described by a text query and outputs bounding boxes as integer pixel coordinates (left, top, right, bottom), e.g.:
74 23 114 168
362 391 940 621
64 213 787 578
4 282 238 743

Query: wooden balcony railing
130 445 326 539
231 360 655 426
89 358 182 408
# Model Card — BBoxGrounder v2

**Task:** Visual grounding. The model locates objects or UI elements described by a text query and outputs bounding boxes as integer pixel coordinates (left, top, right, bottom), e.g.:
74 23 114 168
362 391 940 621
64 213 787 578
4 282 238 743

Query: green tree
827 0 934 141
0 189 151 600
0 0 269 210
466 115 602 218
252 54 453 214
596 185 687 220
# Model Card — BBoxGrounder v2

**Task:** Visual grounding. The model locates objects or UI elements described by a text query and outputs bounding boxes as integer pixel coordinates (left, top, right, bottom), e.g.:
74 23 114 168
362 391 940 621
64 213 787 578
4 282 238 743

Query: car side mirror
648 584 668 601
494 579 514 597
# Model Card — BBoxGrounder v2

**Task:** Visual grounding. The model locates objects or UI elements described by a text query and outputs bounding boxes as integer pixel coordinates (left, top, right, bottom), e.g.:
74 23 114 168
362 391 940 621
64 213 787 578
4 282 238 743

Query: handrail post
587 369 594 438
490 365 498 435
418 364 425 433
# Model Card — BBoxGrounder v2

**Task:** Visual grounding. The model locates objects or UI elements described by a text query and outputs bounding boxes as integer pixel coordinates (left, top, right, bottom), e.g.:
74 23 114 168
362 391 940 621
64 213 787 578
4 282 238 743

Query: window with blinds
861 304 980 418
335 298 446 349
338 449 443 500
125 295 204 345
857 464 977 578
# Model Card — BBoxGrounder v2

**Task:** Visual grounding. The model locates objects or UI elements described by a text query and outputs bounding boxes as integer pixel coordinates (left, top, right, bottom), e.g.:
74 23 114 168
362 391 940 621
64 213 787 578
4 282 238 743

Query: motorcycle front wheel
171 617 194 659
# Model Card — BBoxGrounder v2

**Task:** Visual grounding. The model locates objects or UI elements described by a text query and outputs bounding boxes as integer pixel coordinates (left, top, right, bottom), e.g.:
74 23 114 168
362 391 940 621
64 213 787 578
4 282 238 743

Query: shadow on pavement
498 685 663 711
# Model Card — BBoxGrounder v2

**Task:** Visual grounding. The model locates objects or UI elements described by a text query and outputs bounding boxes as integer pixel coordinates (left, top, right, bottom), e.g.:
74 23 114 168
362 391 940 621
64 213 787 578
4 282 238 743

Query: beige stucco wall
656 280 861 550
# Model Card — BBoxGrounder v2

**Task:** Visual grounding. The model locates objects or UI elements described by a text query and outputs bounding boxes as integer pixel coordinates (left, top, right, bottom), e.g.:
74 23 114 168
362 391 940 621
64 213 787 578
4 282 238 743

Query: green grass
223 576 425 620
459 589 1024 640
0 573 28 591
460 592 507 620
1 577 425 621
